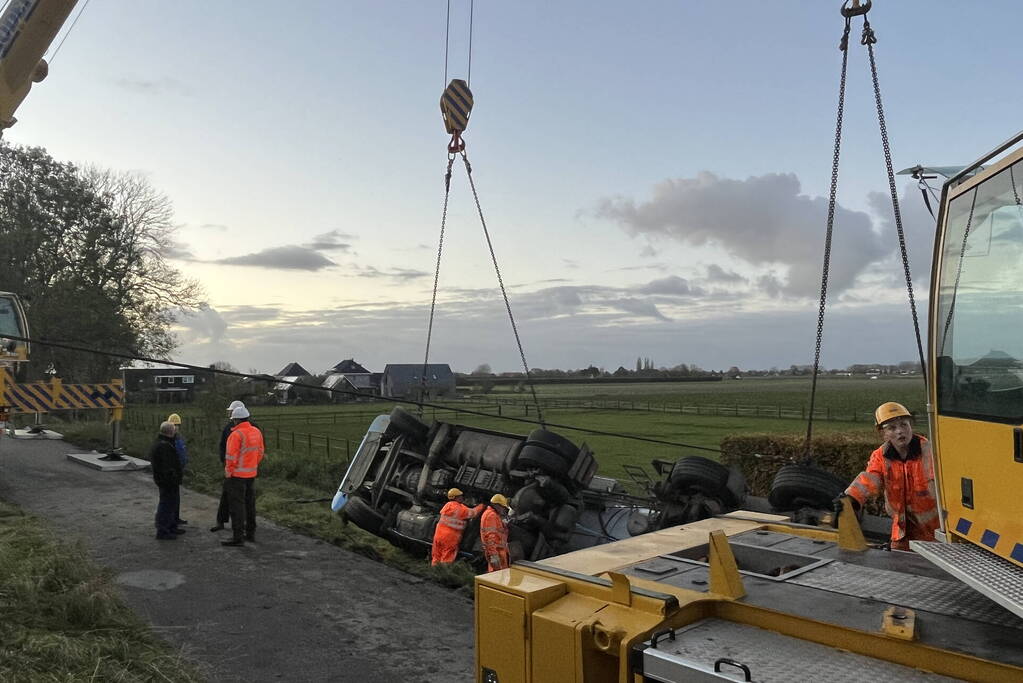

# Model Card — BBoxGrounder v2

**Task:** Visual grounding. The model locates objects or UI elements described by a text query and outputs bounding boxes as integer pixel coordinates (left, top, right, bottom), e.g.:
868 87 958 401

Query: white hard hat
231 406 250 419
227 400 244 413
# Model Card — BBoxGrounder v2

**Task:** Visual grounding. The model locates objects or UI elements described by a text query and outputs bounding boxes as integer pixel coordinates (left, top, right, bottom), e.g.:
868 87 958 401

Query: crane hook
840 0 871 17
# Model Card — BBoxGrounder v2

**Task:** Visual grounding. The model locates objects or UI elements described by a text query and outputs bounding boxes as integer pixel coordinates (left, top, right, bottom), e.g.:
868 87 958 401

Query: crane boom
0 0 78 132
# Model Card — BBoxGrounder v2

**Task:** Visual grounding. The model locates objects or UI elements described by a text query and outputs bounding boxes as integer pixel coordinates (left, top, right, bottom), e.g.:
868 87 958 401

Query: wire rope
48 0 92 64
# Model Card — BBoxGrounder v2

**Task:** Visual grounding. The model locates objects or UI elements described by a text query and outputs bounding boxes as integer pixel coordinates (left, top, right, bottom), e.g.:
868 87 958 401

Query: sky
7 0 1023 375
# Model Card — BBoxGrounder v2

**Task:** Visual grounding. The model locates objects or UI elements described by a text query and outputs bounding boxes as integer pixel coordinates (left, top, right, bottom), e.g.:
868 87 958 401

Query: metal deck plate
641 618 958 682
790 560 1022 628
911 540 1023 620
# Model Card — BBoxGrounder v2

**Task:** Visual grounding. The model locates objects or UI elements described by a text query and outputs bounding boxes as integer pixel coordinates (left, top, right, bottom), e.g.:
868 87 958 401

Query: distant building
381 363 455 400
122 364 212 403
329 359 370 374
273 361 314 404
321 359 376 402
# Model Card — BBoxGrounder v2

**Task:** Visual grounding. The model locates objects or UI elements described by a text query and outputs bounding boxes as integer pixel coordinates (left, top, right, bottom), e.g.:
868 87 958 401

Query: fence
124 411 355 492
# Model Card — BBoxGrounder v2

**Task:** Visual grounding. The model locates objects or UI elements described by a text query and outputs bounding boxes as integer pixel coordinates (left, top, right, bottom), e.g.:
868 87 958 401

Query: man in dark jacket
151 421 184 540
212 400 256 532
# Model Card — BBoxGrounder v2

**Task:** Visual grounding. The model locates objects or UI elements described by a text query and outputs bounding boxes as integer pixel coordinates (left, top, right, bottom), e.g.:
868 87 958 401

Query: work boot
209 525 224 532
173 528 186 535
221 539 244 547
177 519 189 525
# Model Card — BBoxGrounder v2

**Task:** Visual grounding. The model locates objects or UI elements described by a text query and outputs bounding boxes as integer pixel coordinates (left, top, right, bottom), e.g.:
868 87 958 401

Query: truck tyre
341 496 385 535
517 444 571 477
668 456 730 494
768 463 846 511
525 429 580 461
388 406 429 443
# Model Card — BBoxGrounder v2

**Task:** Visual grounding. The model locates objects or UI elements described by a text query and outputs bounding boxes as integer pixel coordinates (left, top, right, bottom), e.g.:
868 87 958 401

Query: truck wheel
341 496 385 535
517 444 570 477
389 406 429 443
526 429 580 460
768 464 846 511
668 456 730 494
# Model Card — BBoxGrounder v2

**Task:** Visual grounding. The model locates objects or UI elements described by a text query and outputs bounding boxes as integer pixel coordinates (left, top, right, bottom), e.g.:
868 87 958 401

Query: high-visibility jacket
431 500 483 565
480 506 510 573
845 435 939 549
225 420 264 479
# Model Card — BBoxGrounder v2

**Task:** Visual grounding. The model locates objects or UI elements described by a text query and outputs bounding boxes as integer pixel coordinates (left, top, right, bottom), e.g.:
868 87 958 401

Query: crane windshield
935 158 1023 422
0 294 25 338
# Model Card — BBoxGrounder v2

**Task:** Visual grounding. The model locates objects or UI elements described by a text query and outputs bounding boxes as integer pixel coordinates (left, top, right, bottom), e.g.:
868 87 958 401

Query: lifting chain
803 13 851 459
805 2 926 457
420 82 546 426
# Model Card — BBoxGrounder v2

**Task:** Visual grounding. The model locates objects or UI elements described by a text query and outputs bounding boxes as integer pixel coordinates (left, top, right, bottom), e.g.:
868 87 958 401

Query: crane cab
0 291 29 363
927 134 1023 571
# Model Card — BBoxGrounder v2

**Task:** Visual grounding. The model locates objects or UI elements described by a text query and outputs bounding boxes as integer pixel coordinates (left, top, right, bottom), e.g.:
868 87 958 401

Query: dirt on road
0 437 476 682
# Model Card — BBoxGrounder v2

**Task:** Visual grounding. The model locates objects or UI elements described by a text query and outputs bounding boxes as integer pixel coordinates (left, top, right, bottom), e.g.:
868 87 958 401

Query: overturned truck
331 407 750 566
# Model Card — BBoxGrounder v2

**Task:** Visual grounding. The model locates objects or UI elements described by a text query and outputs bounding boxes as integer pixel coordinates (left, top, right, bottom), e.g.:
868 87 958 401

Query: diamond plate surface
643 618 958 682
790 561 1022 628
911 540 1023 620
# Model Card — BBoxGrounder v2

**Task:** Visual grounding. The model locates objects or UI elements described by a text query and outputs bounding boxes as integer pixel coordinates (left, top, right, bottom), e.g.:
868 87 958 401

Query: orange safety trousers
431 501 482 565
845 435 939 549
480 506 509 573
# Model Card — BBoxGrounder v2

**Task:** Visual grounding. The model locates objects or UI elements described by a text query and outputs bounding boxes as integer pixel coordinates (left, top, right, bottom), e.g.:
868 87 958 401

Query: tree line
0 144 203 381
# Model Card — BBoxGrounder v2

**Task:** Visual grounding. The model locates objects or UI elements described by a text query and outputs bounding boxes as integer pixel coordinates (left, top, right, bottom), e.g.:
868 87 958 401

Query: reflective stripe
440 515 466 531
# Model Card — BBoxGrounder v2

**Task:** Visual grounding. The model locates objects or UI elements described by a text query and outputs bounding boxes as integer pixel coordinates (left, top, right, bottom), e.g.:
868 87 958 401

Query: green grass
0 500 203 682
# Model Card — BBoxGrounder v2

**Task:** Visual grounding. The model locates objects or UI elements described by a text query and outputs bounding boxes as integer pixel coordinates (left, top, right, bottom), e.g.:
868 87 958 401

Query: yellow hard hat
490 494 509 507
447 488 464 500
167 413 182 425
875 401 911 426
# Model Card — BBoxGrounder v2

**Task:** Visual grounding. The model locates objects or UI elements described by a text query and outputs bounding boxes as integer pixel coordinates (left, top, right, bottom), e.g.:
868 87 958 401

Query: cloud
215 246 336 271
200 223 228 231
164 238 196 261
610 297 669 320
113 77 191 96
353 266 430 281
173 305 227 344
636 275 699 296
596 171 887 297
705 264 746 284
304 230 355 252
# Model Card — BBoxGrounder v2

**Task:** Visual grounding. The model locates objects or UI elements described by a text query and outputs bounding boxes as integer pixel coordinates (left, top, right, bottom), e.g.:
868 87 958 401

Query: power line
48 0 92 64
0 332 722 453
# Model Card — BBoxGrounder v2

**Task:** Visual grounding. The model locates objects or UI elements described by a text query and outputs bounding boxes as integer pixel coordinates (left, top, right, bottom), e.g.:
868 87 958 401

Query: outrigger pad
66 451 150 472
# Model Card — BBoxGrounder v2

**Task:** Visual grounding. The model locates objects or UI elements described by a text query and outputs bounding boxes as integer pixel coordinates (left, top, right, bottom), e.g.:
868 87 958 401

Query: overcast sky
8 1 1022 374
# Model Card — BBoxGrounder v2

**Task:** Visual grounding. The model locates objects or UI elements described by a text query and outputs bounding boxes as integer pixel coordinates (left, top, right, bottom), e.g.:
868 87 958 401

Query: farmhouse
381 363 455 400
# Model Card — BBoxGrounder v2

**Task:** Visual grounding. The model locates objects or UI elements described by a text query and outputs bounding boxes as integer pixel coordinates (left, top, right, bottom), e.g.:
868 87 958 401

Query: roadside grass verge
0 499 202 682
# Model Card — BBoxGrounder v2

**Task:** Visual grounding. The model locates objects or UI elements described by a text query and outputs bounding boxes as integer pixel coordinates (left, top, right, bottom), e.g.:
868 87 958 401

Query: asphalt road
0 437 476 682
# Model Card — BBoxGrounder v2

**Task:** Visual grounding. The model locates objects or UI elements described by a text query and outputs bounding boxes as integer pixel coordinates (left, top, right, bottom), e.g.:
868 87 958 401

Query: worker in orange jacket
834 402 939 550
480 494 511 572
222 405 264 547
431 488 483 565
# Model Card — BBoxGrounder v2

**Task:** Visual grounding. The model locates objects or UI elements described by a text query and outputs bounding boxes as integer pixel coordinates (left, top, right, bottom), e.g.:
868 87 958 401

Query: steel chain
803 17 851 459
460 150 546 427
864 19 928 386
419 155 457 417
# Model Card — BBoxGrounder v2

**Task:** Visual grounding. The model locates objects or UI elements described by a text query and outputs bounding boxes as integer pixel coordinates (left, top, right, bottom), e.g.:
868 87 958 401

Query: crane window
0 296 24 338
935 158 1023 422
